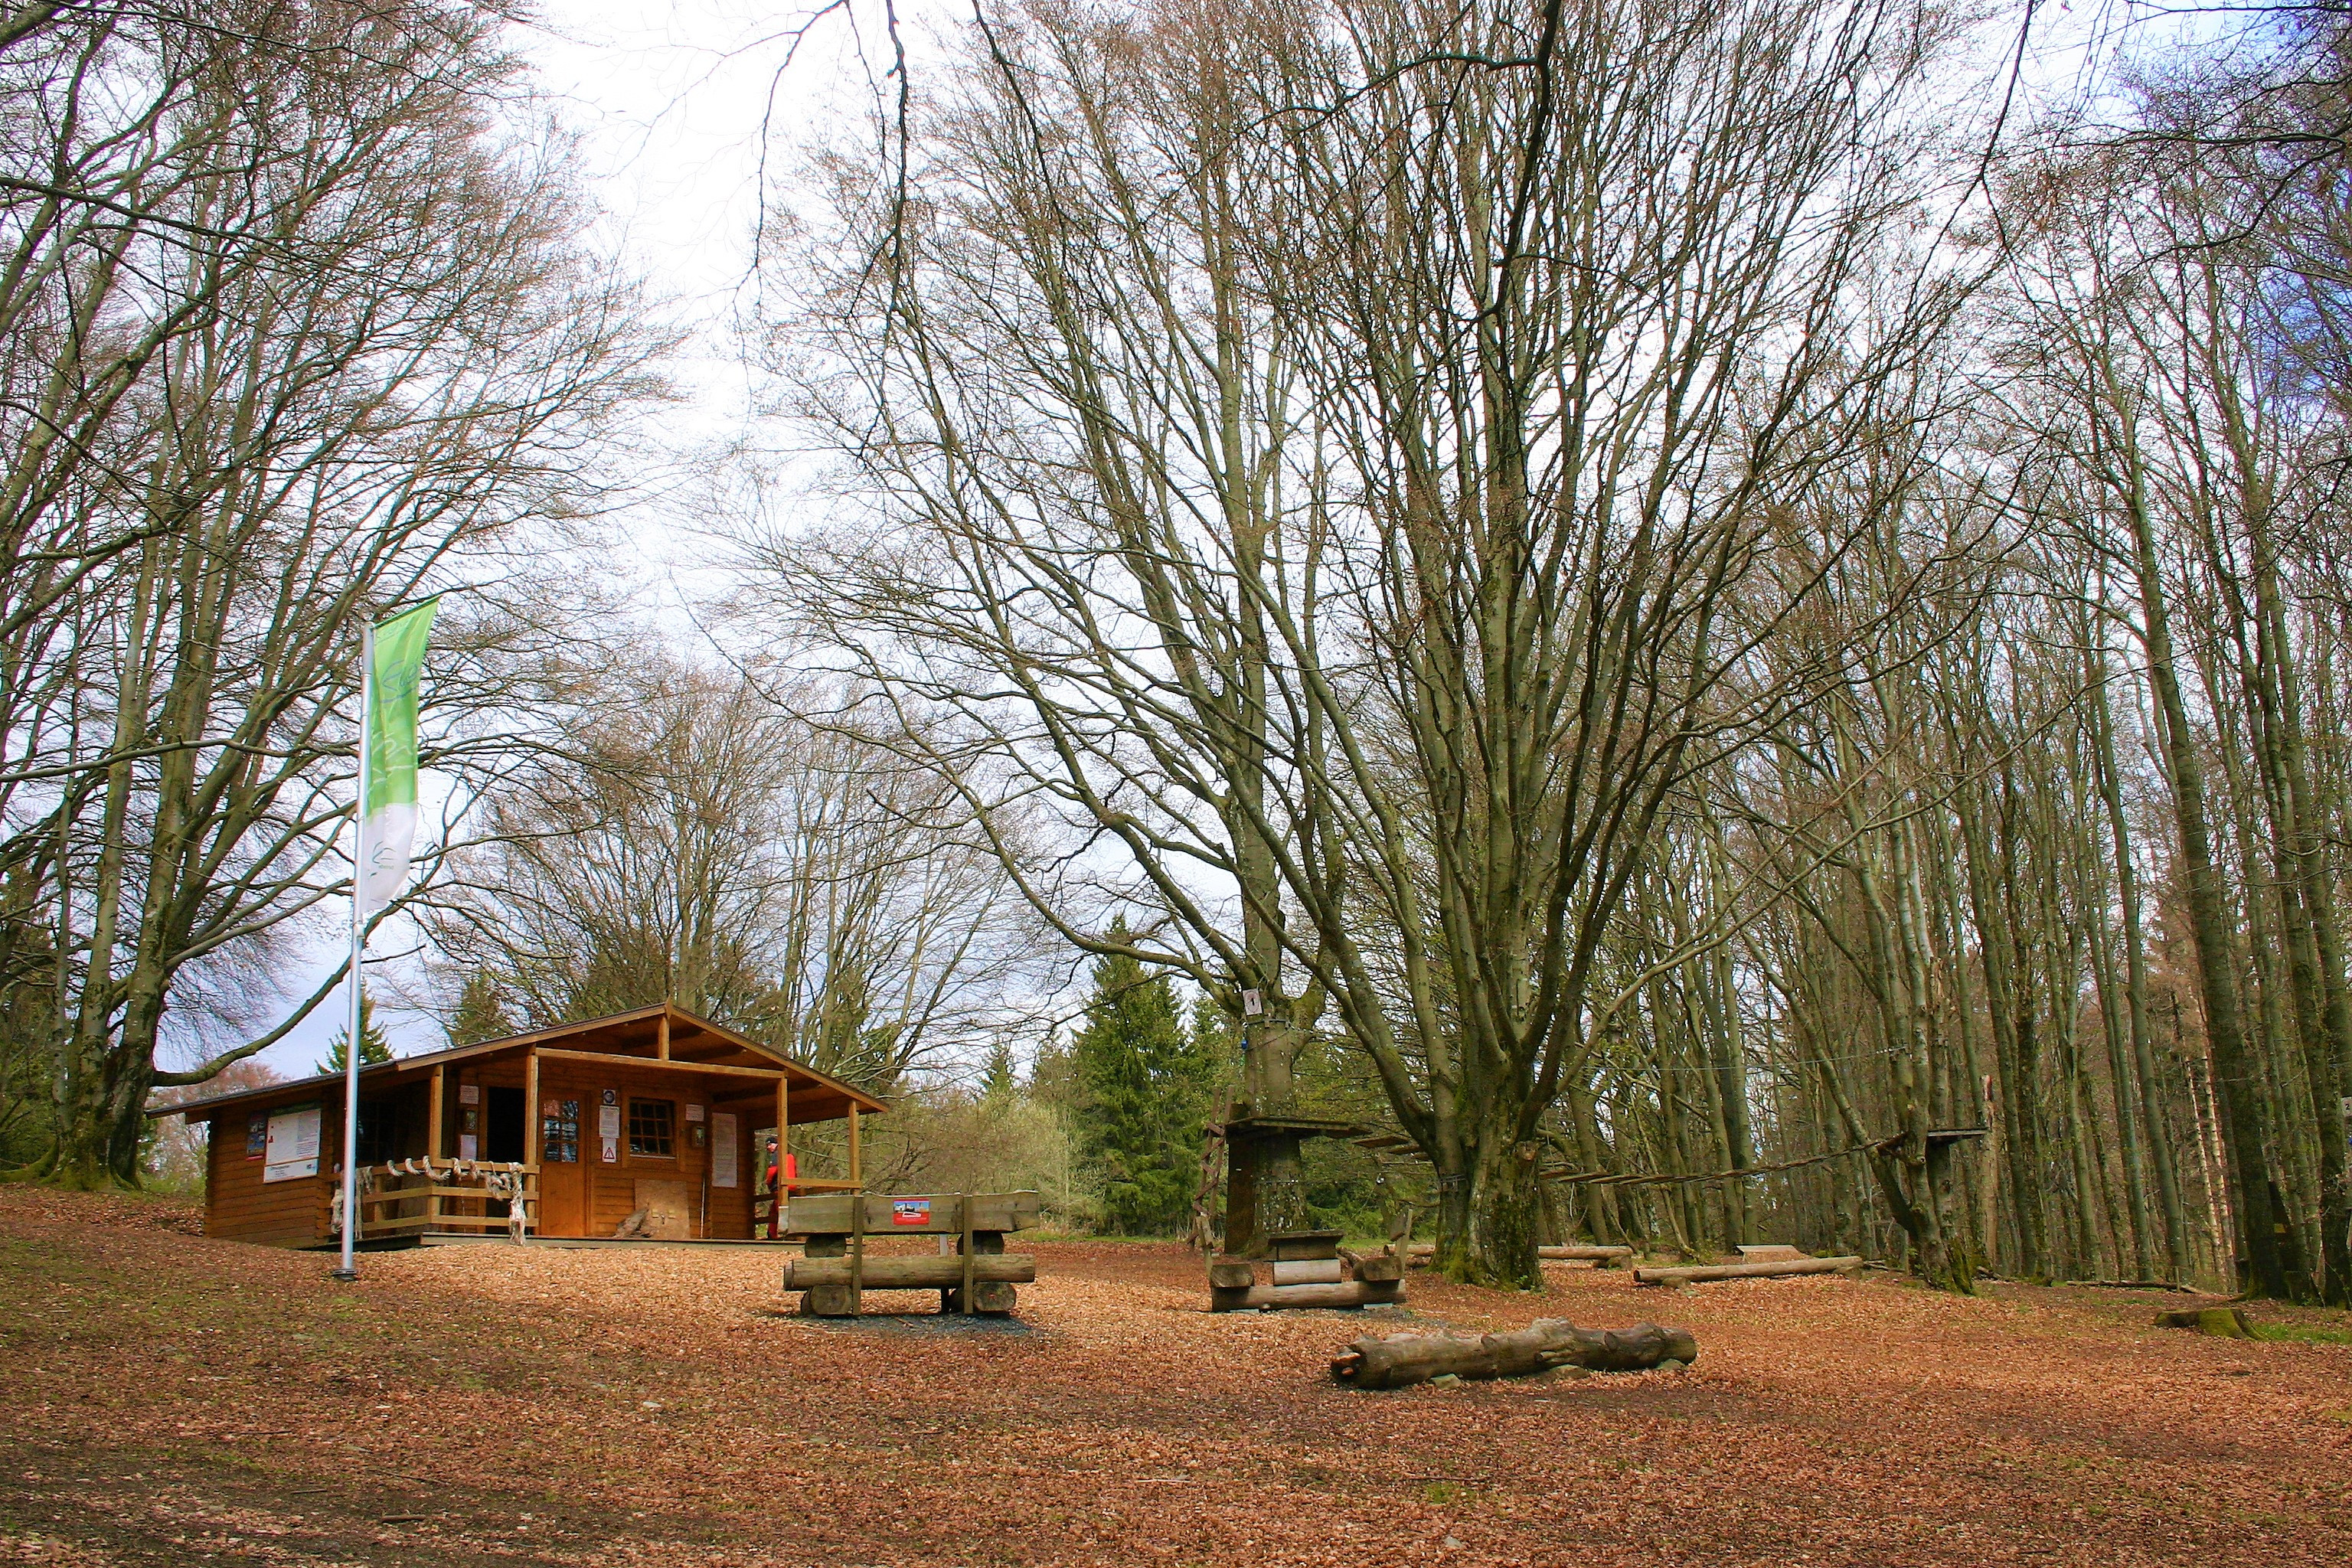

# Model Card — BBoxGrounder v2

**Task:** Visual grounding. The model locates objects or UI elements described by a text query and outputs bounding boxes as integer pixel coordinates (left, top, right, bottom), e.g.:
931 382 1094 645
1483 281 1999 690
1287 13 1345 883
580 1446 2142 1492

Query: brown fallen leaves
1 1189 2347 1567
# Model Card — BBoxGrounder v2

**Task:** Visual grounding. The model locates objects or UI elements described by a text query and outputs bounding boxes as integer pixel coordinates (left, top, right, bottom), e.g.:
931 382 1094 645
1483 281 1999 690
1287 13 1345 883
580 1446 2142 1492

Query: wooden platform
414 1232 801 1250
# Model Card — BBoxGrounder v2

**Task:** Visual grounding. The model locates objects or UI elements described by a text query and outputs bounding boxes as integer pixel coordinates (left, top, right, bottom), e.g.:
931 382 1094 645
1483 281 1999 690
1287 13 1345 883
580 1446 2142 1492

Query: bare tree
760 0 1975 1280
419 658 1050 1088
3 2 665 1187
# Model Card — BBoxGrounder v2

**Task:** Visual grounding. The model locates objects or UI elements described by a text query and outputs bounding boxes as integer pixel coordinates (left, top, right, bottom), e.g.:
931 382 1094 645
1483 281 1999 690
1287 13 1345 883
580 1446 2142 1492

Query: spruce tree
446 971 516 1046
317 993 394 1075
979 1040 1018 1101
1070 936 1214 1233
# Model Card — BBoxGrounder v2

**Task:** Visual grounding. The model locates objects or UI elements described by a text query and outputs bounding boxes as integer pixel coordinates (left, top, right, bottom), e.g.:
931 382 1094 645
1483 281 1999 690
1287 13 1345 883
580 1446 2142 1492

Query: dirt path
2 1189 2346 1566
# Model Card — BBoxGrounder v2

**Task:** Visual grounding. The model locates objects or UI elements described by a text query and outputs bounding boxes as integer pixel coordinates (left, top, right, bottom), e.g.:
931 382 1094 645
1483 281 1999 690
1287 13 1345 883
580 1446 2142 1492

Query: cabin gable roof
150 1002 887 1122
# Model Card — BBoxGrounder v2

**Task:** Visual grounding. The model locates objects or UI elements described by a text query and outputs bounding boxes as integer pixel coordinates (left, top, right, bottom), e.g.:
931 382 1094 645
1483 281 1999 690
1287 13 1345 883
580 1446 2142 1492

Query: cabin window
354 1099 398 1167
626 1097 675 1158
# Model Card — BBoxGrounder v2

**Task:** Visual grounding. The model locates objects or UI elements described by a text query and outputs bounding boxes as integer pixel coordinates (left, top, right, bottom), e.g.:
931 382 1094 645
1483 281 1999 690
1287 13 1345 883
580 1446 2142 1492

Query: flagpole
335 620 374 1282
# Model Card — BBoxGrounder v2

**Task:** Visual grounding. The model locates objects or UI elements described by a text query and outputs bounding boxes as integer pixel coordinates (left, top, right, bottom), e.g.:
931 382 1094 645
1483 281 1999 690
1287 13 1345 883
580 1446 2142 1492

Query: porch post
522 1048 540 1238
428 1066 445 1159
657 1010 670 1060
524 1049 540 1166
775 1072 789 1233
848 1104 861 1189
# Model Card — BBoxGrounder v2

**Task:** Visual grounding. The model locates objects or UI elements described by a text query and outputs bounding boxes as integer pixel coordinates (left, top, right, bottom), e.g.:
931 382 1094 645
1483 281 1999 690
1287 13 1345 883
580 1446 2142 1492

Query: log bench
1633 1255 1863 1286
1210 1230 1406 1312
1405 1242 1634 1267
783 1191 1042 1317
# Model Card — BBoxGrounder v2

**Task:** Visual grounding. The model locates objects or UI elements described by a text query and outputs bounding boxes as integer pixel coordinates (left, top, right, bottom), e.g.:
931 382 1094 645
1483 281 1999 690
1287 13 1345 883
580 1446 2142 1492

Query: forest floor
1 1189 2347 1568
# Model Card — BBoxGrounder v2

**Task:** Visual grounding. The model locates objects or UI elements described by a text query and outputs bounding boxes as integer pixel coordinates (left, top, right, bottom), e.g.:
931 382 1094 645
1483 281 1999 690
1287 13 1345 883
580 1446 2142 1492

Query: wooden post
848 1184 865 1317
960 1192 976 1315
523 1050 540 1238
786 1081 804 1241
428 1066 445 1159
848 1104 861 1188
657 1009 670 1060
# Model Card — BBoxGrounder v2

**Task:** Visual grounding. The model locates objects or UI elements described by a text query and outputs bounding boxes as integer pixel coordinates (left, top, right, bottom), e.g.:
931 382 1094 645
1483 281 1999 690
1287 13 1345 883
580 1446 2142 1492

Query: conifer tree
317 994 394 1076
1071 936 1214 1233
980 1040 1018 1101
446 972 517 1047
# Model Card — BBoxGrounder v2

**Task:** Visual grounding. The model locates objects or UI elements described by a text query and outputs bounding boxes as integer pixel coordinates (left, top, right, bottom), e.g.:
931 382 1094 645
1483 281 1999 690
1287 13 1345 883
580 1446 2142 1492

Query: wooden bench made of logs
1633 1254 1864 1286
1404 1243 1634 1268
782 1191 1043 1318
1210 1230 1406 1312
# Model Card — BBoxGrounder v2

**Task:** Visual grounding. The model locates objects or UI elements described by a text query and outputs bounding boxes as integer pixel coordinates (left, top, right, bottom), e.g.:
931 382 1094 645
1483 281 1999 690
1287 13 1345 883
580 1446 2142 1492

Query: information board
263 1103 322 1182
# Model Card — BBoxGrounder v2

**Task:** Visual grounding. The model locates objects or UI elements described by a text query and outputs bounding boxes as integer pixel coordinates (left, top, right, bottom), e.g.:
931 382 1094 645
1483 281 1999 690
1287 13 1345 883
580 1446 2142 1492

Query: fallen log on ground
1404 1243 1633 1267
1330 1319 1697 1389
1634 1256 1862 1285
2068 1279 2197 1292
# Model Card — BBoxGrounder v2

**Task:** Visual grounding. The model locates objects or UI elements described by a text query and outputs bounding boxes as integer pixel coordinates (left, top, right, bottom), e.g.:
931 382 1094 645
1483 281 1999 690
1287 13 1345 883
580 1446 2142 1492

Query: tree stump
2155 1306 2258 1338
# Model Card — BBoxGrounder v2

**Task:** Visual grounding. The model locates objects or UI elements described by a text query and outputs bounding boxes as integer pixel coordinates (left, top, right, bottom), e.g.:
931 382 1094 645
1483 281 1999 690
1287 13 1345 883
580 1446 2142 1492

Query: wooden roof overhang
151 1002 887 1125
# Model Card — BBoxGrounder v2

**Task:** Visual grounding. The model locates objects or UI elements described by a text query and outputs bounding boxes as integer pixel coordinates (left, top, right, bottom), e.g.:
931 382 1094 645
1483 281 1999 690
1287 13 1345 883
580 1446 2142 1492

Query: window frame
626 1096 676 1159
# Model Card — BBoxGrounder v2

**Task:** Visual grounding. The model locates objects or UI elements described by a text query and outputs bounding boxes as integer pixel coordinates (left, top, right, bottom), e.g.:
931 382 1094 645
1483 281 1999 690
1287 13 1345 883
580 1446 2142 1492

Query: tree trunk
2122 462 2289 1297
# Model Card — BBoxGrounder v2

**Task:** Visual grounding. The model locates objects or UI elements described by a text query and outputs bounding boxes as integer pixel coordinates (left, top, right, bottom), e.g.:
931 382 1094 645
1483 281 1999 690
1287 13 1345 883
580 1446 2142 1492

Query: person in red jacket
764 1137 798 1238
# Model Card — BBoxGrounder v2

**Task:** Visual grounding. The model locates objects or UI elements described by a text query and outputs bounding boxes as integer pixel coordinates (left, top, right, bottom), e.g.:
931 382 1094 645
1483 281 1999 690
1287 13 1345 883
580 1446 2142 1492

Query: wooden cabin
154 1003 884 1247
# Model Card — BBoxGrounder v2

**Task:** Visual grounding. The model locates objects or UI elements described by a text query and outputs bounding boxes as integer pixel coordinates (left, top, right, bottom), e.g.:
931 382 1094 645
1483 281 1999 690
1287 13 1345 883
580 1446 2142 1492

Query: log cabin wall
531 1057 756 1240
198 1089 335 1246
171 1005 879 1246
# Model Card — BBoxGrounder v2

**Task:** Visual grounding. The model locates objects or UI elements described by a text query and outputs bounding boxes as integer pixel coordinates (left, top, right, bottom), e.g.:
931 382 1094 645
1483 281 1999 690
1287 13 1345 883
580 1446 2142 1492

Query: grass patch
2250 1322 2352 1345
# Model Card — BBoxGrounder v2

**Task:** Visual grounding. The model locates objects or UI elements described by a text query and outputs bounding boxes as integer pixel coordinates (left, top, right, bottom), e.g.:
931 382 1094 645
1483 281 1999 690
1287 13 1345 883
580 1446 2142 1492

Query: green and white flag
357 599 437 914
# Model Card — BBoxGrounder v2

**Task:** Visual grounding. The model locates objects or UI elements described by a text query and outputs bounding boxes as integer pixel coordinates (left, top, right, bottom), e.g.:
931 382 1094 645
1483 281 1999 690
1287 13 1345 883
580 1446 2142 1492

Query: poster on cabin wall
710 1114 738 1187
263 1103 322 1182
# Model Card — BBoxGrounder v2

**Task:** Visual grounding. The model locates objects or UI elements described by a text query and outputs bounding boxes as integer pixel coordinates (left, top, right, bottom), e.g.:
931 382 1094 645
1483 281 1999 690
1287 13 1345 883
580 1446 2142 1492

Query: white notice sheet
711 1114 738 1187
263 1103 322 1182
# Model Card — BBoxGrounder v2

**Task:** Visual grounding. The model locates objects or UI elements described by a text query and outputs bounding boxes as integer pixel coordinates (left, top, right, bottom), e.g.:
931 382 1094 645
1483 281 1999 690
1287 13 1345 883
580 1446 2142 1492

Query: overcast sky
224 0 2181 1080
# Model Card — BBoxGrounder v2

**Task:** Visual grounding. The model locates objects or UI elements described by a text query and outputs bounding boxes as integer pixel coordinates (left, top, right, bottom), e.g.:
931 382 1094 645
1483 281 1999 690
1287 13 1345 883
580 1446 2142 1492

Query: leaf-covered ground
1 1187 2346 1566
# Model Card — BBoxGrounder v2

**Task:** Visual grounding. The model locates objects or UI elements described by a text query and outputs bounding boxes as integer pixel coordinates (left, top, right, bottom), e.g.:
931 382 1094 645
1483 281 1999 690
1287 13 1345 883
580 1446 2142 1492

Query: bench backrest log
784 1191 1041 1236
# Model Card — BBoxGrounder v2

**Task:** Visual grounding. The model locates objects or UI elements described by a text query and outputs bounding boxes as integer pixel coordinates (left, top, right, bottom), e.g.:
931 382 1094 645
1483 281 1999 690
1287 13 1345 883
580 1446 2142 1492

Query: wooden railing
350 1158 538 1241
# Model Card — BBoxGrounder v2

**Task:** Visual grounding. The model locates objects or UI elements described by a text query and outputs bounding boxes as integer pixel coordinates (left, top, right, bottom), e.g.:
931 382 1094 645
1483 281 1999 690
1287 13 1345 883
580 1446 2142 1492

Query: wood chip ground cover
1 1191 2345 1566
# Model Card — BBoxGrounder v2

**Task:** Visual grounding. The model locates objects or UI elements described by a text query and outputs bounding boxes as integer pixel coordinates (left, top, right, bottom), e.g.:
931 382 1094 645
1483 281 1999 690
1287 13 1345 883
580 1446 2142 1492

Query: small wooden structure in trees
780 1191 1042 1317
153 1004 884 1246
1208 1228 1406 1312
1211 1109 1366 1256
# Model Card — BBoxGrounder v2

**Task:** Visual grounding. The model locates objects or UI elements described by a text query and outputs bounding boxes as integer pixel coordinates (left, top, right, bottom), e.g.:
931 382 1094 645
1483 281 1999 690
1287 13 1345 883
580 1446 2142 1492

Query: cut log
944 1280 1018 1315
1272 1259 1346 1285
1330 1318 1698 1389
784 1253 1035 1289
1269 1230 1344 1261
1633 1256 1862 1285
1733 1244 1807 1262
799 1283 855 1317
1210 1279 1403 1312
1207 1259 1256 1289
1351 1252 1406 1283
